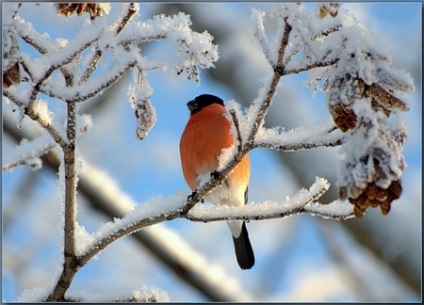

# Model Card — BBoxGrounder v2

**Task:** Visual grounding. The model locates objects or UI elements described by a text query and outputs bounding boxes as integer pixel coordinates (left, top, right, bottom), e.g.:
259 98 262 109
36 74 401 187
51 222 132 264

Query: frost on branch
249 4 413 217
172 15 219 82
323 10 414 217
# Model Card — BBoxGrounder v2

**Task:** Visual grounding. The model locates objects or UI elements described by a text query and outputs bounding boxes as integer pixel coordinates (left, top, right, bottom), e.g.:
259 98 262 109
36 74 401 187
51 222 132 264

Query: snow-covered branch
185 177 353 222
3 134 56 172
4 89 71 152
253 120 344 152
41 58 137 103
77 3 138 84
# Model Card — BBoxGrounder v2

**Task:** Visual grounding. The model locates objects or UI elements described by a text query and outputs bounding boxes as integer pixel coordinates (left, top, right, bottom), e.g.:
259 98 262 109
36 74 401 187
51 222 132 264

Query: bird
179 94 255 270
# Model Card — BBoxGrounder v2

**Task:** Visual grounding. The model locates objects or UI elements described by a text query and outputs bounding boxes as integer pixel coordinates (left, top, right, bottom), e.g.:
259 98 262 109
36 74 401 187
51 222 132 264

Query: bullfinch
179 94 255 270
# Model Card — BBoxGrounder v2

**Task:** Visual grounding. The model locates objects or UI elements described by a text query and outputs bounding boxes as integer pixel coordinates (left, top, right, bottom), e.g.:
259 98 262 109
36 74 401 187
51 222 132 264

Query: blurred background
2 2 421 302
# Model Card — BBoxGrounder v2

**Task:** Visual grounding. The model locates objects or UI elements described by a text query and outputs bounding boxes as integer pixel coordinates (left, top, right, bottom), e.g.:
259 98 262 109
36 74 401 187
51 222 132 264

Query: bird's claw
211 170 222 182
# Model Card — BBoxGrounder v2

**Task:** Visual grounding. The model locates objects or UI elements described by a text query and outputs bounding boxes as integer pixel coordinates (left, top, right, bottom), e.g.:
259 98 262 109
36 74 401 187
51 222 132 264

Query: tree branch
47 69 79 303
229 109 243 160
78 3 138 84
184 177 353 222
115 3 138 35
42 60 137 103
247 17 292 145
311 24 342 40
252 138 342 151
283 57 339 76
2 135 56 172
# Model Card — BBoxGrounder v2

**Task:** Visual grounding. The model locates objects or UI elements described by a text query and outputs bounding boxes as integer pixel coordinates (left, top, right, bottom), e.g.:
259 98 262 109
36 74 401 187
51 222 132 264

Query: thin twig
247 17 292 144
116 3 138 35
70 61 137 102
4 90 68 151
185 178 334 222
274 17 292 74
251 9 273 66
2 140 56 172
229 110 243 160
119 33 168 47
78 3 138 84
312 24 342 40
78 47 102 84
252 138 343 151
26 35 100 113
19 33 48 55
2 89 26 108
283 58 339 76
76 204 185 268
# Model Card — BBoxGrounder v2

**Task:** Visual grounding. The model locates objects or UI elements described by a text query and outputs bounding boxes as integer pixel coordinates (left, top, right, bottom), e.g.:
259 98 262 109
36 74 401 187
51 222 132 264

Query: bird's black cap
187 94 225 115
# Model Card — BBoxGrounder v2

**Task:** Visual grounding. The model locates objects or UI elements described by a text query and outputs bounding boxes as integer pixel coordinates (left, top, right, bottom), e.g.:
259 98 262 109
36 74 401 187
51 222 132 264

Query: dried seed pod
365 83 410 113
3 62 20 88
327 75 363 132
3 25 20 88
134 98 156 141
318 3 340 19
342 180 402 218
329 103 357 132
56 3 110 18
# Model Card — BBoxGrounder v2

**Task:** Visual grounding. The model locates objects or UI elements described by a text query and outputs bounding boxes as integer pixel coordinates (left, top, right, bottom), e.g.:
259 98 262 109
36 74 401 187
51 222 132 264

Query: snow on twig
185 177 352 222
254 119 344 151
77 177 330 262
3 134 56 172
76 191 187 258
41 57 137 102
77 3 139 84
250 8 274 66
72 158 253 301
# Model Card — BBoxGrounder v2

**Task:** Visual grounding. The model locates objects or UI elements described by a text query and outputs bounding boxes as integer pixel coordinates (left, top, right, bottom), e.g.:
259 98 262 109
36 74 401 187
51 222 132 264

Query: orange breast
180 104 250 192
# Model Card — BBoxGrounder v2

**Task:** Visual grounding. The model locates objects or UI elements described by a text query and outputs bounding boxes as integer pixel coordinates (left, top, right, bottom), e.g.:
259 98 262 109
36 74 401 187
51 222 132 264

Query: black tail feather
232 222 255 270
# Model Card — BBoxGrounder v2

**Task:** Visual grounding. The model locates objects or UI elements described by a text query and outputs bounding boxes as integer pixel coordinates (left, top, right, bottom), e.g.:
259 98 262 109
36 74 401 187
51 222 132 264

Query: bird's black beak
187 100 198 113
